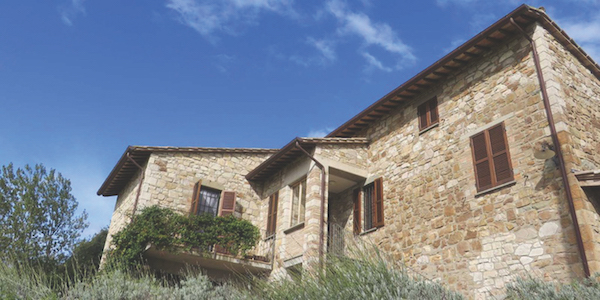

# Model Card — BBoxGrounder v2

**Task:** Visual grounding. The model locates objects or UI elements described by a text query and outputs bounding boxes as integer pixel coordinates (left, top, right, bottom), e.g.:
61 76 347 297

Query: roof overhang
326 4 600 138
245 137 369 182
575 170 600 187
98 146 278 197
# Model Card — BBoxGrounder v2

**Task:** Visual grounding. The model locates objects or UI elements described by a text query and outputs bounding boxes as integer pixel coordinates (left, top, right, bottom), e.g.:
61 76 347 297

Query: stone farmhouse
98 5 600 299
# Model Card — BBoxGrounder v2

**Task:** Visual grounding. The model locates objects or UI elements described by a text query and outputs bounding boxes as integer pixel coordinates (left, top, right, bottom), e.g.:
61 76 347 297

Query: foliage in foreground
0 163 88 268
506 274 600 300
0 257 228 300
107 206 261 269
241 248 464 300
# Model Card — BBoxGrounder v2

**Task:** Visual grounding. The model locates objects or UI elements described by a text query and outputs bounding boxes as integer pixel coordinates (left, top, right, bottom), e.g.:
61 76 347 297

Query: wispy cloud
561 17 600 62
325 0 415 71
307 127 334 137
213 54 236 73
166 0 295 41
289 37 337 67
59 0 86 26
361 51 392 72
307 37 337 64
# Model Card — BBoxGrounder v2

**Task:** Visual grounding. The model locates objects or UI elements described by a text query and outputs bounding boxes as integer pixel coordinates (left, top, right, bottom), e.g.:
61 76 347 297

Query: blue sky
1 0 599 239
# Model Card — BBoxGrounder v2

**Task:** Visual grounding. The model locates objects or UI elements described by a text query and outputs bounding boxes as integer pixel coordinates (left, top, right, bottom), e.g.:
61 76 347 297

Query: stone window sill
359 226 380 236
284 222 305 234
475 180 517 197
419 122 439 135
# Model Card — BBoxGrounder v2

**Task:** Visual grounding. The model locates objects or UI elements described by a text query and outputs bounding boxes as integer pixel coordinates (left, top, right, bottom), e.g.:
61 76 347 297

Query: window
418 97 439 131
362 177 384 232
190 181 236 217
290 179 306 226
266 192 278 236
470 122 514 192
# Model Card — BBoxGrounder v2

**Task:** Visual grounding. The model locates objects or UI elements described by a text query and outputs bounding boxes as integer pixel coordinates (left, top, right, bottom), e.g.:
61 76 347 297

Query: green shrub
0 257 58 300
506 274 600 300
239 247 463 300
107 206 260 269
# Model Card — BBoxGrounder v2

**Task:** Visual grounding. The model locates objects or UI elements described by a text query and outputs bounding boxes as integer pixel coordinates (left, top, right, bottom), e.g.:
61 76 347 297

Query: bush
239 247 464 300
0 257 58 299
107 206 260 269
506 275 600 300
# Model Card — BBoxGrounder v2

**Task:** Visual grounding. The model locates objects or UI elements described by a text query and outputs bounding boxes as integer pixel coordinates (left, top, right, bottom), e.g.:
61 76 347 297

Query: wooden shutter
418 103 428 130
471 122 513 192
353 188 362 234
489 123 513 185
471 132 492 191
218 191 236 216
190 181 202 215
429 98 439 124
267 192 278 236
372 178 384 228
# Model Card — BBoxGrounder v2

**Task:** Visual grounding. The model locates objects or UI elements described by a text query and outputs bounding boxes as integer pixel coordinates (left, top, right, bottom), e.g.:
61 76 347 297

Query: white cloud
361 51 392 72
307 37 336 63
307 127 334 137
325 0 415 70
59 0 86 26
213 54 236 73
166 0 295 40
560 16 600 63
288 37 337 67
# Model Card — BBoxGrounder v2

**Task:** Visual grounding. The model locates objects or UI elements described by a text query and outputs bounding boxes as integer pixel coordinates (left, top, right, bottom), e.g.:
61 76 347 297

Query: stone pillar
303 162 328 272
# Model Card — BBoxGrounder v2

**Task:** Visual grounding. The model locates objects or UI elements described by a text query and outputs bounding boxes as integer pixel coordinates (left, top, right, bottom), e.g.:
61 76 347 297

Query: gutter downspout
295 141 326 270
510 18 590 277
126 152 145 222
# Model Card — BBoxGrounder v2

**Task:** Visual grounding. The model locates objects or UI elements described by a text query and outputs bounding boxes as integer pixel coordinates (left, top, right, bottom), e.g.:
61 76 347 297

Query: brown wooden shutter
372 178 384 227
418 103 428 130
429 98 439 124
190 181 202 215
218 191 236 217
267 192 278 236
471 132 493 191
353 188 361 234
471 122 514 192
488 123 513 185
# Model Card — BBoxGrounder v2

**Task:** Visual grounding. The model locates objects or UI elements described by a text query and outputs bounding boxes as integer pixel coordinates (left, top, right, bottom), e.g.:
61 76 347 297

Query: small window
190 181 236 217
418 97 439 131
290 178 306 226
266 192 279 236
363 177 384 231
470 122 514 192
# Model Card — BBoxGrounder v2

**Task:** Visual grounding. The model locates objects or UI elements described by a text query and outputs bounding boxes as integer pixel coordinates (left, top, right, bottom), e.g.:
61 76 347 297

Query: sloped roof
98 146 278 196
245 137 369 182
326 4 600 138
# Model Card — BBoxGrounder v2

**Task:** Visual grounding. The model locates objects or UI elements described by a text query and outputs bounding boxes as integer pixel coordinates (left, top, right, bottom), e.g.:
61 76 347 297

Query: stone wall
101 162 146 264
541 24 600 274
101 150 274 264
355 24 584 299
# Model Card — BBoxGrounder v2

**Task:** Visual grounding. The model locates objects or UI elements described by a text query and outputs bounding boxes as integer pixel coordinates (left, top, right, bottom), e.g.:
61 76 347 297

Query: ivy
107 206 260 269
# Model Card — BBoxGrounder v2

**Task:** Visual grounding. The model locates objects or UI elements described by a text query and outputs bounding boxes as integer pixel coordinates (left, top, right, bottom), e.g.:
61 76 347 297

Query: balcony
143 230 275 279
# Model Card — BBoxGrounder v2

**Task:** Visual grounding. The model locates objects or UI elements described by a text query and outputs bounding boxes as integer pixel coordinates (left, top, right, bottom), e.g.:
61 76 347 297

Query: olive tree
0 163 88 265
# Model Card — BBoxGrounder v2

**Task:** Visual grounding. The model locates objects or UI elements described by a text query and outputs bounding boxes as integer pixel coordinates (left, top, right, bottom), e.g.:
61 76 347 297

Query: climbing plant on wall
107 205 260 269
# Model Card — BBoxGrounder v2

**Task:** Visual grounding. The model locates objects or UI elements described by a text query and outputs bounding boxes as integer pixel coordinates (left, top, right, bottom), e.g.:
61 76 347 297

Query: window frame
289 177 306 227
470 122 514 192
266 192 279 237
418 97 439 132
190 181 236 217
362 177 384 232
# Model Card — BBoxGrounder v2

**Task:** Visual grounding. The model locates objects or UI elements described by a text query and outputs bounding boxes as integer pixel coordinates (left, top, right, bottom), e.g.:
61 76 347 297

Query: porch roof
245 137 369 182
